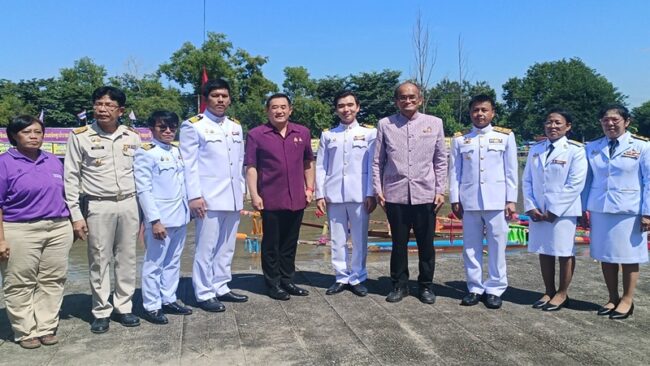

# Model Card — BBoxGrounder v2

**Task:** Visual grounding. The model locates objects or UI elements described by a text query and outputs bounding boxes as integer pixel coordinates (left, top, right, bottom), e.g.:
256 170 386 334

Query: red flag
199 67 209 113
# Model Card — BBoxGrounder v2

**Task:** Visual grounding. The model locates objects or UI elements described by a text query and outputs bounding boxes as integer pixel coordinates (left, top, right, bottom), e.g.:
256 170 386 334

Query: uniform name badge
423 127 432 133
353 135 365 141
489 138 503 144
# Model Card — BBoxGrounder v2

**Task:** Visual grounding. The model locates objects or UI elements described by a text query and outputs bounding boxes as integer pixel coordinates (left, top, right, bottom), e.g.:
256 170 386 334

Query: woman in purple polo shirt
0 115 73 349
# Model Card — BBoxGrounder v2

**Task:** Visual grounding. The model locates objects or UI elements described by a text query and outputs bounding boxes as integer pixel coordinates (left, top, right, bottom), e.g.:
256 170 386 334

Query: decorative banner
0 127 154 157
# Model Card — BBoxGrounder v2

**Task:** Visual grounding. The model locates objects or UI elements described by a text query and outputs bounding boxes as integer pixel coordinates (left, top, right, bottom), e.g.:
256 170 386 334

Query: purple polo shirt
244 122 314 211
0 148 70 222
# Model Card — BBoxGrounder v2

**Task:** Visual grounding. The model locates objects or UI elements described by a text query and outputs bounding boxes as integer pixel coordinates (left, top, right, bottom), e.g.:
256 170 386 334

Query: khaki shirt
64 123 141 221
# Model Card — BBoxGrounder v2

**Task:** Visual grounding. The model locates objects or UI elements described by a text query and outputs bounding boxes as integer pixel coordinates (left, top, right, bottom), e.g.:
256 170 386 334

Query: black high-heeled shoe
609 303 634 320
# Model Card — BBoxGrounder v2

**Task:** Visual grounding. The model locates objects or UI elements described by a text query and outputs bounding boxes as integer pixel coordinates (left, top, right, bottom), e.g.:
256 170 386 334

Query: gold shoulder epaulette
188 114 203 124
453 131 463 138
568 139 583 147
73 126 88 134
632 134 649 142
230 117 241 125
493 126 512 135
323 128 329 132
362 123 375 129
141 143 154 151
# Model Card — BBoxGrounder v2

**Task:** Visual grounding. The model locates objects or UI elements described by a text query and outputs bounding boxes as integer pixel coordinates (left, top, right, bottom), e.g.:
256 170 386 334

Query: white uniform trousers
192 210 240 301
462 210 508 296
327 203 369 285
141 225 187 311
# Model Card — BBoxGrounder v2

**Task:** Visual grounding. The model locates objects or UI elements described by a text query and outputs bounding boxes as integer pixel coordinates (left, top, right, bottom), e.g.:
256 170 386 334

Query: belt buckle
116 193 124 201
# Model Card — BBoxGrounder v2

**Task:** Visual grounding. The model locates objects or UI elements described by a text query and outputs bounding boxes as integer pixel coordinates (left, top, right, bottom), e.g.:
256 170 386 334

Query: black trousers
261 209 304 287
385 202 436 288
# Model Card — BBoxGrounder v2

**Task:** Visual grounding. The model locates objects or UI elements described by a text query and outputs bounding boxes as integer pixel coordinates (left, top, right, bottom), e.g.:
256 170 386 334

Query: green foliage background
1 33 646 142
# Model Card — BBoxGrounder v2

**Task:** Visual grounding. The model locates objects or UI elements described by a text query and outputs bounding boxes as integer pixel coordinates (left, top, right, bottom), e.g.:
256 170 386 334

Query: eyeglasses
397 95 419 102
155 124 177 132
600 117 625 125
93 102 121 111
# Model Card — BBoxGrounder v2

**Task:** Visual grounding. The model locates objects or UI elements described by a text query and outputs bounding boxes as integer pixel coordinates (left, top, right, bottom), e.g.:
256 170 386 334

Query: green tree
427 79 498 135
110 74 184 125
281 67 333 135
158 32 277 130
633 101 650 137
283 66 316 100
349 70 401 124
502 58 624 141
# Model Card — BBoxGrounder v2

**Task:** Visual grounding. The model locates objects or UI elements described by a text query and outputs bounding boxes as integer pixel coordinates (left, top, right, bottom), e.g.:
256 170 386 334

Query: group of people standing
0 80 647 350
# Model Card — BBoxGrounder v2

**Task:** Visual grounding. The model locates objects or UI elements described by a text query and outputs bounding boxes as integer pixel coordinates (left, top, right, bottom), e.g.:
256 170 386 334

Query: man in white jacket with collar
315 91 377 296
180 79 247 312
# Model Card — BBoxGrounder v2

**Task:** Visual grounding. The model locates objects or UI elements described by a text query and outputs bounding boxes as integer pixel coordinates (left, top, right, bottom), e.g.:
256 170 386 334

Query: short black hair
147 110 180 129
598 103 630 120
202 78 231 98
265 93 292 109
468 94 496 110
7 115 44 146
92 86 126 107
333 90 359 107
546 108 573 125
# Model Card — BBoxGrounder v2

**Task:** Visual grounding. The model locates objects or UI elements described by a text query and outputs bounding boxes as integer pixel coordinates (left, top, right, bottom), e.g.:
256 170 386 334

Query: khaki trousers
86 196 139 318
1 218 72 341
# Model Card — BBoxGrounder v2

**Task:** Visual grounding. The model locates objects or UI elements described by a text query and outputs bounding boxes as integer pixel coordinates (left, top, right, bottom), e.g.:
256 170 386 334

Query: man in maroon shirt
245 93 315 300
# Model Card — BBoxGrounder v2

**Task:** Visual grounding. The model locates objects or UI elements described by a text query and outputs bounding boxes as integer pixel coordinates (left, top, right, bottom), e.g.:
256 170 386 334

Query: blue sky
2 0 649 107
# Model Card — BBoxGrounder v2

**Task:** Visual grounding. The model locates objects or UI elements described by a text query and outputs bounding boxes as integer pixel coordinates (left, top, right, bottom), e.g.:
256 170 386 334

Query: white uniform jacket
522 136 587 217
179 110 245 212
315 121 376 203
134 139 190 228
583 132 650 215
449 125 518 211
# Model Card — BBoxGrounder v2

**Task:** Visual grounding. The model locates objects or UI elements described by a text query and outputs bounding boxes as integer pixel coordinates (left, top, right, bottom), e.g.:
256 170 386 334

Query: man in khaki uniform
64 86 142 333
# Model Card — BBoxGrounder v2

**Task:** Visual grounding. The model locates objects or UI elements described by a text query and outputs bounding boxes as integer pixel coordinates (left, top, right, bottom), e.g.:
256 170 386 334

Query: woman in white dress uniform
583 104 650 320
523 109 587 311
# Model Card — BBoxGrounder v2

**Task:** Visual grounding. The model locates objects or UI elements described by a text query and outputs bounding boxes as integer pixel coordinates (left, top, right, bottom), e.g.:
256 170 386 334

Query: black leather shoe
144 310 169 325
461 292 482 306
484 294 502 309
90 317 110 334
532 299 549 309
218 291 249 303
268 286 290 301
112 313 140 327
197 297 226 312
281 283 309 296
419 287 436 304
386 287 409 303
162 301 193 315
326 282 347 295
350 283 368 297
542 297 569 312
610 303 634 320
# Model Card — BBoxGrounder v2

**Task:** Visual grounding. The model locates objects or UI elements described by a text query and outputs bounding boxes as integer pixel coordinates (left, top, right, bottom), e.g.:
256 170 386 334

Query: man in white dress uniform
180 79 248 312
449 94 518 309
315 91 377 297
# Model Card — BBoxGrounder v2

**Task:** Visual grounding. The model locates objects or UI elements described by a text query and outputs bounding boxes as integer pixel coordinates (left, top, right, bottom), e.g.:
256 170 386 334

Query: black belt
85 193 135 202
